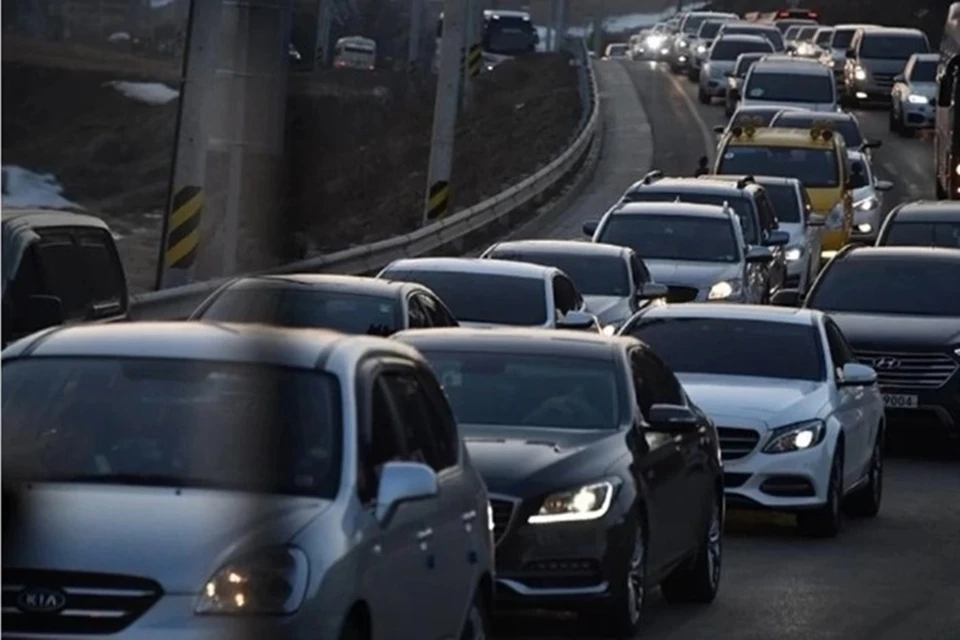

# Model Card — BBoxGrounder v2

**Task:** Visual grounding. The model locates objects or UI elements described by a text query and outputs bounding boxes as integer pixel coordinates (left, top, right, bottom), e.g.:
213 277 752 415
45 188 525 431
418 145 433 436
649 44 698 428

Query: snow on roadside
2 166 83 210
104 81 179 106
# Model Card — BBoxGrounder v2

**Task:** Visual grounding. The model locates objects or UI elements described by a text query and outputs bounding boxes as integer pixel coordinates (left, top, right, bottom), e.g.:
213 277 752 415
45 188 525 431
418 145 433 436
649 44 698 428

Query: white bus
333 35 377 71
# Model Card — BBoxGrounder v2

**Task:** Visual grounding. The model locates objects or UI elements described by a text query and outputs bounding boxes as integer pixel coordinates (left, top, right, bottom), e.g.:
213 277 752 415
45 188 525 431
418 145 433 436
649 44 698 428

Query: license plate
883 394 918 409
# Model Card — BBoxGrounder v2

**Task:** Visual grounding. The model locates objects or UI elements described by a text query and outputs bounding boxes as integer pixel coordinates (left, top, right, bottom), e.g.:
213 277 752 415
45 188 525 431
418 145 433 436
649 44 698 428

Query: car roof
724 127 836 147
842 246 960 262
773 110 856 123
1 208 111 233
889 201 960 222
863 27 926 38
734 105 797 115
634 303 820 326
911 52 940 62
225 273 413 296
716 34 769 44
722 23 778 32
834 24 881 31
751 59 831 75
383 257 556 279
612 201 733 219
394 327 636 359
710 174 802 189
628 176 756 197
7 321 422 369
486 239 628 259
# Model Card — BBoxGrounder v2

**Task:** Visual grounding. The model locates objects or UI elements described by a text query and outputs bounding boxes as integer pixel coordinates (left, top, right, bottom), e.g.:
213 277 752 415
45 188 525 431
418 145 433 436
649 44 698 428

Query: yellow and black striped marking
468 44 482 77
426 181 450 220
164 185 203 269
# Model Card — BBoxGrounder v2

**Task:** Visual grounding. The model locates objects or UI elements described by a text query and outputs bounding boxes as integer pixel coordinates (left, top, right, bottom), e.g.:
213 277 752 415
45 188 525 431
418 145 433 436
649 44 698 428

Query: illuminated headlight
855 197 879 211
785 246 803 261
487 502 495 531
825 204 845 230
826 58 835 68
857 223 873 233
762 419 826 454
954 346 960 358
528 480 617 524
907 94 928 104
601 324 617 336
647 35 664 47
854 66 867 80
708 279 742 300
677 39 688 48
955 164 960 176
679 55 688 62
697 44 707 54
196 547 308 614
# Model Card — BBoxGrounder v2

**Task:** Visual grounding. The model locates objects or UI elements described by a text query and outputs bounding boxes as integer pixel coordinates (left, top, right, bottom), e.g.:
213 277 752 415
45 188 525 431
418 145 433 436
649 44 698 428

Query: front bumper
700 75 727 97
900 100 935 128
876 383 960 439
851 208 881 243
847 77 894 102
492 496 633 610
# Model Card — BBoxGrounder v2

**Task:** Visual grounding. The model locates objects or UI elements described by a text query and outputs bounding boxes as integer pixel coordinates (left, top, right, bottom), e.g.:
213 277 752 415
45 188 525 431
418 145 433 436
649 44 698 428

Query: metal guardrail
130 37 601 320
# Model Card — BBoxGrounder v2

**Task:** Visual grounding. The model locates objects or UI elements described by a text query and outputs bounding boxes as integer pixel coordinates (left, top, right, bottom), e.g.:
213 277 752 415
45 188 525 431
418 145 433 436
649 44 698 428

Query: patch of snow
104 81 179 105
1 166 83 210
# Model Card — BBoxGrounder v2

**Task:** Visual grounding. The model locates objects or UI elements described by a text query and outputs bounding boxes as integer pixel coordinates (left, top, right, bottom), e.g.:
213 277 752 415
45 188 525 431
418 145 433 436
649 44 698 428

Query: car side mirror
893 74 904 83
557 310 598 330
875 179 894 191
763 230 790 246
770 288 802 307
23 294 64 333
375 461 439 526
647 404 699 434
713 124 725 134
745 245 774 263
838 362 877 387
862 139 882 149
638 282 669 299
582 220 599 236
845 48 855 58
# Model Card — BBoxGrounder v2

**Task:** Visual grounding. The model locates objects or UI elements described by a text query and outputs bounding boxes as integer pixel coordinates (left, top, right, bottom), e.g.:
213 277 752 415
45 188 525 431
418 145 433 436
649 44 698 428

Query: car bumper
784 255 810 288
700 76 727 96
876 382 960 439
900 101 935 128
847 78 893 101
671 51 691 68
851 208 881 243
723 439 835 511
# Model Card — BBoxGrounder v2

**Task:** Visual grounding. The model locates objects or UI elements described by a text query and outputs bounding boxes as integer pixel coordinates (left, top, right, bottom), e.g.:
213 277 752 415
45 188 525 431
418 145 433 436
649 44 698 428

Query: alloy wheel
626 527 646 624
706 502 722 589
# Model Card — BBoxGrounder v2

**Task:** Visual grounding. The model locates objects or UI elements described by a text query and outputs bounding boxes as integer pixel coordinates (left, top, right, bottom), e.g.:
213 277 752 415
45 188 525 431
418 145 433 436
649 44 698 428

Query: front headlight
195 547 309 615
825 204 845 230
854 66 867 80
697 44 707 54
677 39 688 48
708 279 742 300
954 346 960 358
528 480 617 524
601 324 617 336
855 197 879 211
785 246 803 261
907 93 928 104
826 58 835 68
762 419 826 454
857 222 873 233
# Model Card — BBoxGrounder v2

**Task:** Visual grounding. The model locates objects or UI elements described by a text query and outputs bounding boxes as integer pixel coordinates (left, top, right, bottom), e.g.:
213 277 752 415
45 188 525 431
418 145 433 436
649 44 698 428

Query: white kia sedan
621 304 885 537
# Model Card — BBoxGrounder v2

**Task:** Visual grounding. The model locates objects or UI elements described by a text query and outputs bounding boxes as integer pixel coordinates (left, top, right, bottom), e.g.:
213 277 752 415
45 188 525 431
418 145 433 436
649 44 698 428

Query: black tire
588 518 646 637
698 87 710 105
687 69 700 82
460 590 490 640
888 108 898 133
660 493 723 604
844 431 884 518
797 447 843 538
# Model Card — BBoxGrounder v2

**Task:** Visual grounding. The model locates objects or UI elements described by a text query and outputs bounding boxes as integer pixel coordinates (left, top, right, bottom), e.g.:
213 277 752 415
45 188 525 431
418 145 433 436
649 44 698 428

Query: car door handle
416 527 434 541
461 510 477 522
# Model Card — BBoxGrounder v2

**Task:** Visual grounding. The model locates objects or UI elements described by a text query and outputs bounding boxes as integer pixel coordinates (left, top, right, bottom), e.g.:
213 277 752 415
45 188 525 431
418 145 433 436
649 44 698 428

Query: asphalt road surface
494 60 960 640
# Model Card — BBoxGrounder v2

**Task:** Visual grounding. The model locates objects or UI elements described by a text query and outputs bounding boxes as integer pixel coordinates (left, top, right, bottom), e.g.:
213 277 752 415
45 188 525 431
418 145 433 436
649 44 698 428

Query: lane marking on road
882 161 922 199
664 69 717 163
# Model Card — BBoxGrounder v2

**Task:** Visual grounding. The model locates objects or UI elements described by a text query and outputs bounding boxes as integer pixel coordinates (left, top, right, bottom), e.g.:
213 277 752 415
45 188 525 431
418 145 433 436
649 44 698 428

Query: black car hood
828 312 960 351
461 424 626 497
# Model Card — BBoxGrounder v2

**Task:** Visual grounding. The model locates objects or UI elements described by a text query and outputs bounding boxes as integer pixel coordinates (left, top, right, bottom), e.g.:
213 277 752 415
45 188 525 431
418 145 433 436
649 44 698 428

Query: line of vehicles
3 7 960 640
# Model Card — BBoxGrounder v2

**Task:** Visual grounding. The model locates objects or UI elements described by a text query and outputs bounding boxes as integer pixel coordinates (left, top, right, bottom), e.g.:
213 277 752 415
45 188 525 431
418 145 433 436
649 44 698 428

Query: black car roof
394 327 637 360
890 201 960 222
841 246 960 262
225 273 416 297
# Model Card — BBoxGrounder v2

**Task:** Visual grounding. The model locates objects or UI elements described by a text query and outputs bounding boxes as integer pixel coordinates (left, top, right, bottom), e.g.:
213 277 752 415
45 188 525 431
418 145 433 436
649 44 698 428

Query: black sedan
393 327 723 637
190 273 458 334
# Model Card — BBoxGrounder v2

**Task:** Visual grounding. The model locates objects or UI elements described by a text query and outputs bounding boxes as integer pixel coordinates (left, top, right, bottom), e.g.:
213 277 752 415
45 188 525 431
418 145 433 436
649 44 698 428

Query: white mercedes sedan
621 304 885 537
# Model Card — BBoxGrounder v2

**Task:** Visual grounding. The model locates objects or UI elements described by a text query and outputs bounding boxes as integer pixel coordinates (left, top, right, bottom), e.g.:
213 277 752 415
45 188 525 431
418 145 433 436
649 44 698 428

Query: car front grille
855 349 959 389
2 570 162 635
489 496 518 544
717 427 761 460
872 72 896 90
666 285 699 303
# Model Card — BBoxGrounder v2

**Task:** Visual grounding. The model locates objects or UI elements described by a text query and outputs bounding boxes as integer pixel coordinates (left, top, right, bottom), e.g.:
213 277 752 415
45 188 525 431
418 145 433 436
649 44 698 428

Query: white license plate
883 394 918 409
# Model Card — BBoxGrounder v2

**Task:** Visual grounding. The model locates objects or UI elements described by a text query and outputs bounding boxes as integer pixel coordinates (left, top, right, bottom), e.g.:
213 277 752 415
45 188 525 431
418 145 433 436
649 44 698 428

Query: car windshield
491 251 630 297
698 21 724 39
196 286 399 336
808 257 960 316
797 26 819 40
383 269 546 325
711 39 773 61
718 146 839 188
598 214 739 263
745 71 834 103
761 183 803 222
911 60 937 83
815 29 834 46
734 54 764 76
624 192 757 243
1 358 342 498
830 28 858 49
723 27 784 50
628 318 824 381
418 351 621 429
859 35 928 60
772 115 863 147
882 221 960 248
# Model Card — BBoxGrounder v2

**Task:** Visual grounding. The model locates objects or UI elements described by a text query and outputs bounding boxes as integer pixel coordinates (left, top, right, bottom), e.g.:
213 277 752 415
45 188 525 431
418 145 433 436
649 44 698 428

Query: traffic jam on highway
3 5 960 640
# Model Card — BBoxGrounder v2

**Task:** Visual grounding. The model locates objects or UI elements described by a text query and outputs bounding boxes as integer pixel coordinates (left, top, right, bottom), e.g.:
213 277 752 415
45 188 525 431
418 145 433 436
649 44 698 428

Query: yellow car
712 121 853 257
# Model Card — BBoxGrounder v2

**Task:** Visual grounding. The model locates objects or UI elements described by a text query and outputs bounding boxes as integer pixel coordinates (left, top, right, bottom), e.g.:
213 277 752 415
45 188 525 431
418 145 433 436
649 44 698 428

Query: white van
333 35 376 70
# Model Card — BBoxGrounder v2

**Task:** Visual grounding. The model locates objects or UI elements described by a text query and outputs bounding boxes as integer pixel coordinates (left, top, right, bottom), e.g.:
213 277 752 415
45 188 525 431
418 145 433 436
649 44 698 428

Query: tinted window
34 239 89 321
198 286 399 336
771 114 862 147
808 257 960 316
381 371 456 471
630 317 825 381
2 358 342 498
492 251 630 297
384 270 547 326
598 214 739 263
711 38 773 60
745 71 834 103
77 234 124 306
848 158 872 189
882 221 960 248
358 379 404 503
911 60 937 83
734 54 764 76
798 26 819 40
860 34 928 59
625 192 757 243
722 27 784 50
419 351 621 430
698 21 724 39
815 29 834 46
762 183 803 222
718 146 839 188
831 28 857 49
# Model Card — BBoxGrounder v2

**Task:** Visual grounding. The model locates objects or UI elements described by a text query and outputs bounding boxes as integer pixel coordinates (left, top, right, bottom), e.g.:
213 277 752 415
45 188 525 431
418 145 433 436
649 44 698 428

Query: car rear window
881 221 960 248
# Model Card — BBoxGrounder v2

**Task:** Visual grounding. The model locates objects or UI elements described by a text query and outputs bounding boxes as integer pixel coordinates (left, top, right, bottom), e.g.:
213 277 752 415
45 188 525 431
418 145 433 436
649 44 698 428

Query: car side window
800 188 814 224
381 370 451 472
552 274 579 314
628 349 656 419
903 57 914 81
642 350 685 405
407 295 429 328
416 368 459 468
823 321 854 374
33 233 89 321
629 254 650 288
358 377 407 504
75 230 125 312
755 191 779 232
3 246 48 342
415 292 452 327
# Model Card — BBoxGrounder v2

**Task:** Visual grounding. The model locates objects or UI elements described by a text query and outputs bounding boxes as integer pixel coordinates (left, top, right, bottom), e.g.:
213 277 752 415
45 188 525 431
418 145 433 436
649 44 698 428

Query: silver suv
1 322 494 639
843 27 930 107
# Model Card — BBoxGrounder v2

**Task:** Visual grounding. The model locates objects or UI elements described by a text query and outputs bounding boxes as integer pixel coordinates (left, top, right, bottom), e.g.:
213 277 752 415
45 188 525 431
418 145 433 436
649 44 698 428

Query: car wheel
590 518 646 637
698 87 710 104
797 446 843 538
898 111 913 138
460 590 490 640
888 107 898 132
844 431 884 518
660 493 723 603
